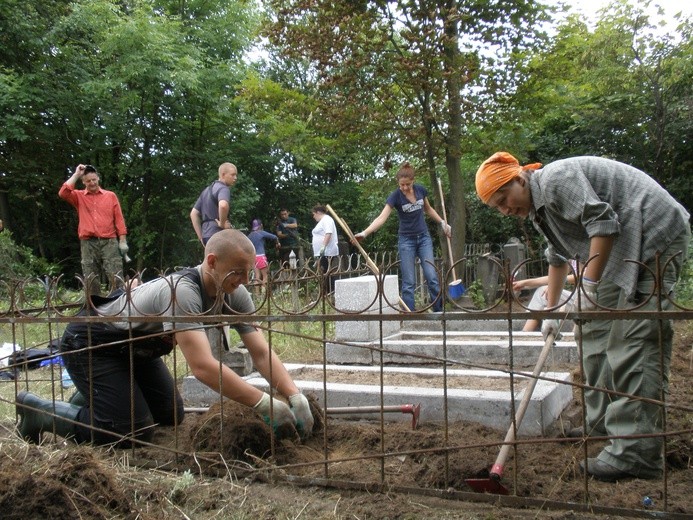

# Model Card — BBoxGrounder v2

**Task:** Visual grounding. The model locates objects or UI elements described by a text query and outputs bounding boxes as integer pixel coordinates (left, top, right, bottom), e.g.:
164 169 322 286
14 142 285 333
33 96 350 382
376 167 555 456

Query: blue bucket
448 280 465 299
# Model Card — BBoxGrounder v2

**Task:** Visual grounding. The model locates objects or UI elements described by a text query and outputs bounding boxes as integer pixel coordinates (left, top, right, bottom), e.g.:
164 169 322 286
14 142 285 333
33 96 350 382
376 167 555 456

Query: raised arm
58 165 86 203
354 204 393 241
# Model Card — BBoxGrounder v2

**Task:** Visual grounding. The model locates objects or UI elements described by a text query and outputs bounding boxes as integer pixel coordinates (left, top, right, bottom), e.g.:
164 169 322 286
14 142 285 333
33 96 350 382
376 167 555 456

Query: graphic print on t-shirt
401 199 424 213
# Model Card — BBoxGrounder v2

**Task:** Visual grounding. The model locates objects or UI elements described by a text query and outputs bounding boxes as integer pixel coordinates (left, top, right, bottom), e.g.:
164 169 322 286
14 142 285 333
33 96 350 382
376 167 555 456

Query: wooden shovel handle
436 179 457 281
490 331 556 479
326 204 411 312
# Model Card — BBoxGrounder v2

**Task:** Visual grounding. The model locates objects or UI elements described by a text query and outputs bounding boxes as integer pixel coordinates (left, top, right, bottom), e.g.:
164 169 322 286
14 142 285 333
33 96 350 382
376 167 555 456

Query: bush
0 231 59 281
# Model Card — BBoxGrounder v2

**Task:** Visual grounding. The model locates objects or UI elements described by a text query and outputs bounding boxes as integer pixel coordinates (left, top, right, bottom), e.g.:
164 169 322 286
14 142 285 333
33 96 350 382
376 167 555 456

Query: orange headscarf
475 152 542 204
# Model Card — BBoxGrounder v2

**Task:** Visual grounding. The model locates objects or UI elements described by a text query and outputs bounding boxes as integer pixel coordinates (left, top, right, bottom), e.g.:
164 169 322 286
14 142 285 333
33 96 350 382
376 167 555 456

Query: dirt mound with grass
0 445 138 519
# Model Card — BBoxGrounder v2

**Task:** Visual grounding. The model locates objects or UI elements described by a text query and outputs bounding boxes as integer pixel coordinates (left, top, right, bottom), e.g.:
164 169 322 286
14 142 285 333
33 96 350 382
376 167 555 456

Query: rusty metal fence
1 251 691 518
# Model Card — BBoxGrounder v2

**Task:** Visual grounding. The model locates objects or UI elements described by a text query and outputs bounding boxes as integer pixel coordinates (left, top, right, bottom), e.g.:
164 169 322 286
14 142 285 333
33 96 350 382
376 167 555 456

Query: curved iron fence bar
268 265 322 315
663 249 693 311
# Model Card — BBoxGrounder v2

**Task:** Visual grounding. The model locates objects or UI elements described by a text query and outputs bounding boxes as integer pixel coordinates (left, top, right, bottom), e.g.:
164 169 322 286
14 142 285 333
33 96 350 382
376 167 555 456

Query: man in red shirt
59 164 129 295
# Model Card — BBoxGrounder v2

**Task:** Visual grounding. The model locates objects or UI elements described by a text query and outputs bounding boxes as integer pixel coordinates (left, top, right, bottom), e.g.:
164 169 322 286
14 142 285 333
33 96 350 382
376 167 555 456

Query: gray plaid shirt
529 157 689 299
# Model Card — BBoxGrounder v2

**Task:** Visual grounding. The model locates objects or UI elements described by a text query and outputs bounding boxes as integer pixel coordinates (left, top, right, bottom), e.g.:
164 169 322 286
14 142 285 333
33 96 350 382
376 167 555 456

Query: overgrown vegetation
0 232 59 281
1 1 689 282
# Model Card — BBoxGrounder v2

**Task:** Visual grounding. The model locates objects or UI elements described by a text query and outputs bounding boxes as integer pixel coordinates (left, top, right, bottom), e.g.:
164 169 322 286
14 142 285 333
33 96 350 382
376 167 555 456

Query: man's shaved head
218 162 237 177
205 229 255 259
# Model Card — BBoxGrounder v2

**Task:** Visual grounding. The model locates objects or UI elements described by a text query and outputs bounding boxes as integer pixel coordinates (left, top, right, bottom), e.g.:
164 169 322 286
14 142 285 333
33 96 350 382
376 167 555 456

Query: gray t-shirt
193 180 232 242
529 156 690 298
97 266 256 336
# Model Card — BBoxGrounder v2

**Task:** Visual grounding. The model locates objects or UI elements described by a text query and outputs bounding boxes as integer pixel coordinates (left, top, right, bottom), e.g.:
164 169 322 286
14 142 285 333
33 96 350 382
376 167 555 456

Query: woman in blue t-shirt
354 162 452 312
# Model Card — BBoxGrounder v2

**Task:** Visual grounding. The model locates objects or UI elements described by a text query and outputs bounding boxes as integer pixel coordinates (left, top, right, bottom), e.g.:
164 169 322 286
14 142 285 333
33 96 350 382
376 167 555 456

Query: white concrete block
334 275 401 341
334 275 400 313
327 331 577 367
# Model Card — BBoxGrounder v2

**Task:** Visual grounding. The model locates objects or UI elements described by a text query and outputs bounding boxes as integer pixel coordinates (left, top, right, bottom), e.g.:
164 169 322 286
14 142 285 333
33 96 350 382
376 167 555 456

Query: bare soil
0 322 691 519
291 367 529 391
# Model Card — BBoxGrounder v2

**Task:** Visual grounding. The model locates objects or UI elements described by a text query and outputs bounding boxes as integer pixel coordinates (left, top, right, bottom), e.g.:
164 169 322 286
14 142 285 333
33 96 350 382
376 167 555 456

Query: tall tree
264 0 549 265
0 0 265 277
491 1 692 209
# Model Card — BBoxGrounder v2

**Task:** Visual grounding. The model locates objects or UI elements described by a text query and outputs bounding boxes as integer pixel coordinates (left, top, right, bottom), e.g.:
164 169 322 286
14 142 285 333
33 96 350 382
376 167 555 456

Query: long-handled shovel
465 330 557 494
436 179 464 299
325 204 411 312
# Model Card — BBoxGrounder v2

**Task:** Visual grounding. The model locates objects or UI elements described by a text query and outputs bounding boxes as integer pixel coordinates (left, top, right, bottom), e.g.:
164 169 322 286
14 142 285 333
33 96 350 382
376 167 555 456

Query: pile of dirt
0 444 139 519
173 404 691 513
166 323 691 515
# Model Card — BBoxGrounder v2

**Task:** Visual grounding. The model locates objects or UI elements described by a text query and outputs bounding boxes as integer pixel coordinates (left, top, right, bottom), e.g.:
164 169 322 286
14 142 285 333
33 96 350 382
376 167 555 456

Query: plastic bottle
61 366 74 389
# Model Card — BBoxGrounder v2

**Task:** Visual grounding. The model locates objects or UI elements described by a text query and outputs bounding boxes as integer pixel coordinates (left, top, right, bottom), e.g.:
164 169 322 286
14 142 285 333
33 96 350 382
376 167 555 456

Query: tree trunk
442 2 466 275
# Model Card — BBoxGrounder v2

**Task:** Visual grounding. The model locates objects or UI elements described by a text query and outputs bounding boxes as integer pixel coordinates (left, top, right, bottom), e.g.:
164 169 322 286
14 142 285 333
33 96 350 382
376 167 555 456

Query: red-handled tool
326 403 421 430
465 331 556 494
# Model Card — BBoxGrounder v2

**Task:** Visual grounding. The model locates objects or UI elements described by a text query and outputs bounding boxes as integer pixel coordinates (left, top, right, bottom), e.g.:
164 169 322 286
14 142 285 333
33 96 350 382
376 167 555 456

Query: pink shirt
59 183 127 240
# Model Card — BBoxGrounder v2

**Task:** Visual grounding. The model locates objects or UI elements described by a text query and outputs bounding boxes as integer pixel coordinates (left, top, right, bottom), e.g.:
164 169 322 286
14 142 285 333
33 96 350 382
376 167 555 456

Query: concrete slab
326 330 578 367
334 275 401 341
400 316 575 332
181 363 573 437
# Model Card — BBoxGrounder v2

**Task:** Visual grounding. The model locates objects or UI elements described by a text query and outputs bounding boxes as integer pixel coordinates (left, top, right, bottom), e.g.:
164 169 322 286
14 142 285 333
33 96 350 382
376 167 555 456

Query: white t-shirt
311 214 339 256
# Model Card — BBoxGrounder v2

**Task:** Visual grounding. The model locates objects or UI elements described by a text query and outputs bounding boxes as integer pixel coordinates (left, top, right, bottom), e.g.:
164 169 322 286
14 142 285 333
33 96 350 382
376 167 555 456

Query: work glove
541 318 560 342
289 393 314 440
253 393 297 438
560 278 599 314
353 231 367 243
319 246 326 257
440 221 452 237
118 241 129 254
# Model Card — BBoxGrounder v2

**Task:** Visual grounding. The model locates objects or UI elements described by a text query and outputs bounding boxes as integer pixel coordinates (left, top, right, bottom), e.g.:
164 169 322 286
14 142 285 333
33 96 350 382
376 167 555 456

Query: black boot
16 391 81 443
68 391 88 407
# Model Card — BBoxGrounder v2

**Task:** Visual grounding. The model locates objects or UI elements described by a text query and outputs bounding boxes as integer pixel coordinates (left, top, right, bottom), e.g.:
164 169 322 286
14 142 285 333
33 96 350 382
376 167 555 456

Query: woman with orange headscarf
476 151 690 483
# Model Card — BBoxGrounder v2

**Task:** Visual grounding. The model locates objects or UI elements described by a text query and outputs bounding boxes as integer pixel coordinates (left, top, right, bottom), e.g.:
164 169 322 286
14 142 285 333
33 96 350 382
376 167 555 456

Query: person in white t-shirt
311 205 339 295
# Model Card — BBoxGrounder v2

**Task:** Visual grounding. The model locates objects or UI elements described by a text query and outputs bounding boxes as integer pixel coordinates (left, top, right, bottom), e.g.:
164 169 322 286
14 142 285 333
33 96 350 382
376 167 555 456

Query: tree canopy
0 0 690 281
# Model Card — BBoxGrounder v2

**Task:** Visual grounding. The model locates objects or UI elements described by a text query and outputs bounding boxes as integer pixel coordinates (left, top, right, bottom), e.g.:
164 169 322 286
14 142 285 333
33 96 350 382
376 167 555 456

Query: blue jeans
398 232 442 311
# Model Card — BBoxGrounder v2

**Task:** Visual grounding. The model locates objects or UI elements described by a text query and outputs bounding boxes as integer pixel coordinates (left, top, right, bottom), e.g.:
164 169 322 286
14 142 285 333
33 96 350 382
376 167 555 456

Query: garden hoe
465 329 557 494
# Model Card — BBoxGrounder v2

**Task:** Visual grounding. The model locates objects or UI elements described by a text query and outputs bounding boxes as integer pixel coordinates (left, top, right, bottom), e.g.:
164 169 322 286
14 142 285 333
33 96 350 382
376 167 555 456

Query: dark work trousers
319 255 337 295
62 346 184 446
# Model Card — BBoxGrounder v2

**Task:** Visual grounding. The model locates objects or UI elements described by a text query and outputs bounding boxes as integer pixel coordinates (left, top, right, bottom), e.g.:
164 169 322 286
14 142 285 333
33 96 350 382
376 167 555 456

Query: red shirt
59 183 127 240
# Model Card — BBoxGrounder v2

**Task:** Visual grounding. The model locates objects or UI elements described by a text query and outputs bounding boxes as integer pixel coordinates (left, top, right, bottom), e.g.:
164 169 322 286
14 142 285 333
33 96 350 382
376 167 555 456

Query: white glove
253 393 296 437
319 246 326 256
289 393 314 440
118 241 129 254
353 231 367 242
560 278 598 313
541 318 560 342
440 221 452 237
